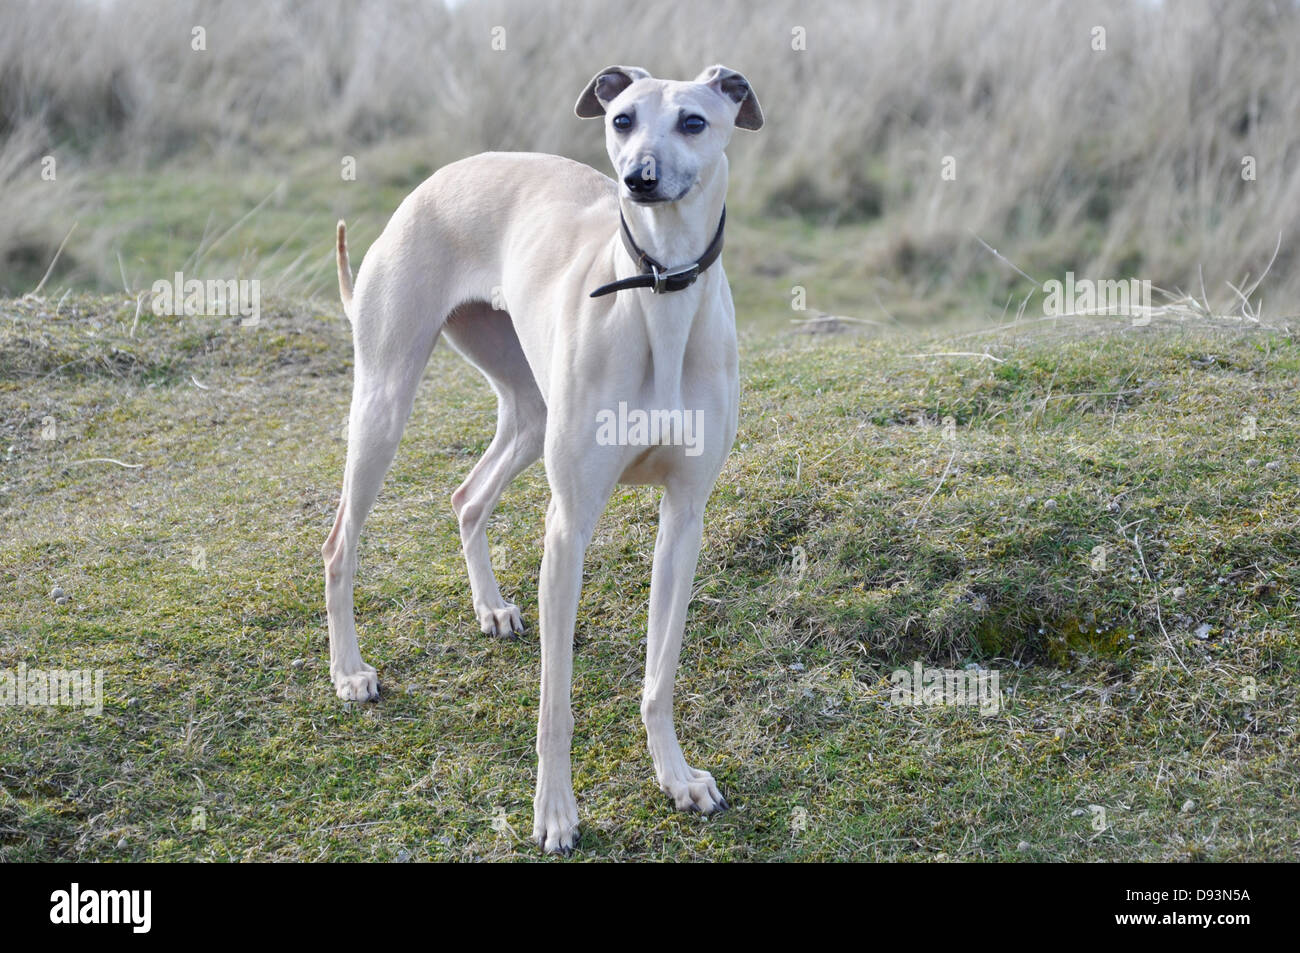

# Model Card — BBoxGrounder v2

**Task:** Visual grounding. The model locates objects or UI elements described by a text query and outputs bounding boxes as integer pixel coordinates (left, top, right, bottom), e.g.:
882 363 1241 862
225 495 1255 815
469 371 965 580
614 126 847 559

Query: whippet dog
323 65 762 854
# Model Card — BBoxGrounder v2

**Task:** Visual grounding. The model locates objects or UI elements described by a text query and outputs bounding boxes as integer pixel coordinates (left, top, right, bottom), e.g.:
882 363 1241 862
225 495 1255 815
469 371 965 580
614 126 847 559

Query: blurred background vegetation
1 0 1297 329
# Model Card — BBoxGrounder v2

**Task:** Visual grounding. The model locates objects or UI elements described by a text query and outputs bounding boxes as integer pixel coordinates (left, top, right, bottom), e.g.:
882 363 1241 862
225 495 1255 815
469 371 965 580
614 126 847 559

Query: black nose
624 171 658 195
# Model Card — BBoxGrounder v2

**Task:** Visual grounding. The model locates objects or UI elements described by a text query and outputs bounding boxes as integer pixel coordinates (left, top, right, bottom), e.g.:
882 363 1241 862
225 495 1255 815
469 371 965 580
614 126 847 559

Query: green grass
1 295 1297 860
6 155 1027 334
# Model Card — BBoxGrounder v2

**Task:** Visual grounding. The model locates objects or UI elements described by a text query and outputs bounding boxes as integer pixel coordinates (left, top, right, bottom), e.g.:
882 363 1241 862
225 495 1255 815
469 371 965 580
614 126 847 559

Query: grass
1 294 1297 861
4 154 958 335
7 0 1300 311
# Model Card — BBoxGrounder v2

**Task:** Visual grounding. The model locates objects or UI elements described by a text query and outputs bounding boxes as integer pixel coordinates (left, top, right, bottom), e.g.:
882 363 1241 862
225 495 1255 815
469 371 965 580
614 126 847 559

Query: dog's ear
575 65 652 118
695 65 763 131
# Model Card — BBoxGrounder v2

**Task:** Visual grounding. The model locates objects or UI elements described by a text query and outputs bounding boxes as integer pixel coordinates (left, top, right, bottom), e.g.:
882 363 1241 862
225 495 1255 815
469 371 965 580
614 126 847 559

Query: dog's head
575 65 763 205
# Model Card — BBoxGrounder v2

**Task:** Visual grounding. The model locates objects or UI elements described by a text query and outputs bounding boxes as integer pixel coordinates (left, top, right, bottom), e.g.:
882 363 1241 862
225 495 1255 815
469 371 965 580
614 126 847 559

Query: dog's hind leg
322 286 442 702
443 304 546 637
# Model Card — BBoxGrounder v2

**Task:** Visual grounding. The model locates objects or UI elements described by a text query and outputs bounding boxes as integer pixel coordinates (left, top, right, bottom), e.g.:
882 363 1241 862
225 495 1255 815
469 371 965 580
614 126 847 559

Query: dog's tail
336 220 354 321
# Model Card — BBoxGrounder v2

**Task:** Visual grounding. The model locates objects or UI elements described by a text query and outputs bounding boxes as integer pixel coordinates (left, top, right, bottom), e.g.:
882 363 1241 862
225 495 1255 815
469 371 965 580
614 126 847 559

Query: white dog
323 64 762 854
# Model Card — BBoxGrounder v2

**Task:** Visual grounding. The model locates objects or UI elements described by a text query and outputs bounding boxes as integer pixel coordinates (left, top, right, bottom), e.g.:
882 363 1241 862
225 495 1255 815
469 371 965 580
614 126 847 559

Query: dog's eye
680 115 707 134
612 114 633 131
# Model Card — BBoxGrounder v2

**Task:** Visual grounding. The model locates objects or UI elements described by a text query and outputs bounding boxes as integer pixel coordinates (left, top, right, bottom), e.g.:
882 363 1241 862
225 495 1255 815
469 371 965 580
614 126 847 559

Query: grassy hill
1 295 1297 860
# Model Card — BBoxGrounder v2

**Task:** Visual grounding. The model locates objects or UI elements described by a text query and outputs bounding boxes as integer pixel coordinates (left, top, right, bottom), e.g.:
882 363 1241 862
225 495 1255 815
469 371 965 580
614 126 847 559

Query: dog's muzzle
589 207 725 298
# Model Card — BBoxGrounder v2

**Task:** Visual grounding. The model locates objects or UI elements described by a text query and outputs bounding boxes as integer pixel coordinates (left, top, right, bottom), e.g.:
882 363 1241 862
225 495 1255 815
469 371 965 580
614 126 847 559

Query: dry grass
2 0 1298 319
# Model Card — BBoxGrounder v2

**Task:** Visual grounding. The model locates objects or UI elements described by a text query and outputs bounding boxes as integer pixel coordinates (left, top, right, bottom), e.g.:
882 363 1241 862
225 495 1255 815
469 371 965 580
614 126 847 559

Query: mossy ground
1 295 1297 860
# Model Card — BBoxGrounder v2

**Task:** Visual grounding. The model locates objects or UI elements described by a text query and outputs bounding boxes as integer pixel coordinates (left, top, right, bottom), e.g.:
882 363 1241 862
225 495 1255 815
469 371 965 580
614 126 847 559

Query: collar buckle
651 263 701 294
589 206 725 299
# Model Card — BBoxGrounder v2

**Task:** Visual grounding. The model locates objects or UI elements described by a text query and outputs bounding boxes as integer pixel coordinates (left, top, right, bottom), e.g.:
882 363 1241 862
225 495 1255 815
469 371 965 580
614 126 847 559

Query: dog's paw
660 766 728 815
533 790 580 856
332 663 379 703
476 601 524 638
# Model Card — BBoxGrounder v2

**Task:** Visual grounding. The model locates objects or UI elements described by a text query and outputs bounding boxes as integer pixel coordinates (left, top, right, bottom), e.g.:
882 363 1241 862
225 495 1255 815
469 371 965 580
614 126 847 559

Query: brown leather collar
589 206 726 298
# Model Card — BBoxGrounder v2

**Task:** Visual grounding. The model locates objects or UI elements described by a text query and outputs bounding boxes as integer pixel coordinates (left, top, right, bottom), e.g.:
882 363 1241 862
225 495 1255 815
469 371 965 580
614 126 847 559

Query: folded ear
695 64 763 130
574 65 652 118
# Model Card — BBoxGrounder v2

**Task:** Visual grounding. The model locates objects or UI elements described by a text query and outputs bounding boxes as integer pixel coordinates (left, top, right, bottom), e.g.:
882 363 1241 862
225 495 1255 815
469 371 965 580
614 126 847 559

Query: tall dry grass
1 0 1297 313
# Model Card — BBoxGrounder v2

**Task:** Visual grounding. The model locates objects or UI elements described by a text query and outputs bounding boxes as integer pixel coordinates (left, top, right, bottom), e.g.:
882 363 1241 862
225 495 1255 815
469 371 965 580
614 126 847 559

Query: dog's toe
661 766 727 816
477 602 524 638
333 666 379 703
533 793 580 856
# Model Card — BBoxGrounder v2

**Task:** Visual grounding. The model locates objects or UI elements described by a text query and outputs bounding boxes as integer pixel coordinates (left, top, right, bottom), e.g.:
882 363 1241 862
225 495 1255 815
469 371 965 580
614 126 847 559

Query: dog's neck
617 157 728 274
613 158 728 414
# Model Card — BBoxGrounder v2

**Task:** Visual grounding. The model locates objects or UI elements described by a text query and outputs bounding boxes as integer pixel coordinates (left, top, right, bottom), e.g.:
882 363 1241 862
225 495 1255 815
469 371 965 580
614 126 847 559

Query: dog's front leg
532 493 599 855
642 486 727 814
